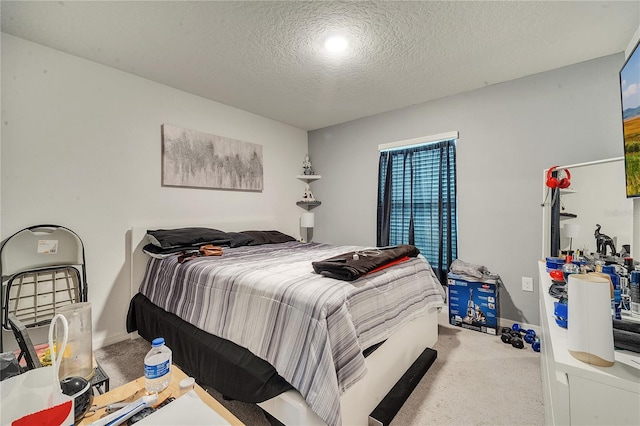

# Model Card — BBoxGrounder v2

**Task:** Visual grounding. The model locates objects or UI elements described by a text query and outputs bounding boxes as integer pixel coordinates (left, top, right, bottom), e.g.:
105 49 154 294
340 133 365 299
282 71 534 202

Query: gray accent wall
308 53 625 326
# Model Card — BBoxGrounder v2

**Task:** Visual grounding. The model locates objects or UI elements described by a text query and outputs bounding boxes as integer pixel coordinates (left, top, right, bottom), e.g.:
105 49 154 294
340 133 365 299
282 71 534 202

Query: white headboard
130 218 278 300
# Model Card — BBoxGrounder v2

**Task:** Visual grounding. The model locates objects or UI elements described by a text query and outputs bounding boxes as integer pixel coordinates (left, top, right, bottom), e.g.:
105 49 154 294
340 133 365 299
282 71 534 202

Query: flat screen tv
622 38 640 198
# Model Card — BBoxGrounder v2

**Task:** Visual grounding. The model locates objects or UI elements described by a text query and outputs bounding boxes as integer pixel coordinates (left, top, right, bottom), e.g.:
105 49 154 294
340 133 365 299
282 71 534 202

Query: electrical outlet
522 277 534 292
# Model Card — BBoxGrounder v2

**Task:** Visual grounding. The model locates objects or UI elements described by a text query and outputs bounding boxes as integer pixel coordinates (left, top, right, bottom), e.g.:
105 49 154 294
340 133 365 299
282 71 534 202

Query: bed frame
129 222 441 425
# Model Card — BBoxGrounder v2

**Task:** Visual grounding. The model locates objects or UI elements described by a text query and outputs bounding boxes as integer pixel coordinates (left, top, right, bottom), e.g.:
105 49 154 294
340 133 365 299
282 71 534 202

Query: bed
127 224 445 426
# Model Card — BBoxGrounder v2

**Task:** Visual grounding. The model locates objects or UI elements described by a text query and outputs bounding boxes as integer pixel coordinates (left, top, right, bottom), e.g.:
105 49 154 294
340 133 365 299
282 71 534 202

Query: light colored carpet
94 313 544 425
390 316 544 426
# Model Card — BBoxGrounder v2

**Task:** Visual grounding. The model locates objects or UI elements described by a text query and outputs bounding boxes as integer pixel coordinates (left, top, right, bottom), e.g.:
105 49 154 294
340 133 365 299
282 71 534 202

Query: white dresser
538 261 640 425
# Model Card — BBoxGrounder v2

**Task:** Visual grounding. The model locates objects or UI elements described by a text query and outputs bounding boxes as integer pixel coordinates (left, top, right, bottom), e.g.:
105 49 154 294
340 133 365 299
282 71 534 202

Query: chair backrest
1 225 85 276
3 266 82 329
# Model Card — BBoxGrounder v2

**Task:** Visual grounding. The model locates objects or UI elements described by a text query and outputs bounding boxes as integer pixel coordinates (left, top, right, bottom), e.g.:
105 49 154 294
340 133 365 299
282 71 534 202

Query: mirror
542 157 633 259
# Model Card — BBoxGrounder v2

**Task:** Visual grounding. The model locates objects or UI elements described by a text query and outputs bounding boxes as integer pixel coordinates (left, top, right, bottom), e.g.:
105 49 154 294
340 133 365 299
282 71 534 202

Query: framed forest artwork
161 124 263 191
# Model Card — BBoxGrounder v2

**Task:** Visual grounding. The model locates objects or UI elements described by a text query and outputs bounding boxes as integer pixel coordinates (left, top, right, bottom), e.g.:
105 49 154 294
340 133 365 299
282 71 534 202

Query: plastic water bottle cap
152 337 165 347
179 377 195 391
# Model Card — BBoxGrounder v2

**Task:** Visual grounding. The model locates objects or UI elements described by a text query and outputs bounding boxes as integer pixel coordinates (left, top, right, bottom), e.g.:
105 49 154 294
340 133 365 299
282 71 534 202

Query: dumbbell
500 327 525 349
512 323 537 344
532 338 541 353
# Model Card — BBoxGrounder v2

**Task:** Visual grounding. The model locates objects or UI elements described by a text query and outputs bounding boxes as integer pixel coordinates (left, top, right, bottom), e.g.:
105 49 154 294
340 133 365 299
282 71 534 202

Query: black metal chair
1 224 88 352
6 313 42 371
0 225 108 393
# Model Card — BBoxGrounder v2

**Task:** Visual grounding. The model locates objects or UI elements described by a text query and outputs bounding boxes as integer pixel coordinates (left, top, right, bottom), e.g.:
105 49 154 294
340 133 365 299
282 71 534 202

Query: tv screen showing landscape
622 40 640 198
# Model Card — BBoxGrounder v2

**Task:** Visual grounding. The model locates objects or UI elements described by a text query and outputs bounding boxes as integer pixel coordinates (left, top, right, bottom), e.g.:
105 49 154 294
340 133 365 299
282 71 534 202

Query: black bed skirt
126 293 293 402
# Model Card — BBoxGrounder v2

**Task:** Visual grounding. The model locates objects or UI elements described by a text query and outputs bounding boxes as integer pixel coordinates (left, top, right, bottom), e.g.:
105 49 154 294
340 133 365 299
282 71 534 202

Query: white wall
308 53 625 326
1 34 308 348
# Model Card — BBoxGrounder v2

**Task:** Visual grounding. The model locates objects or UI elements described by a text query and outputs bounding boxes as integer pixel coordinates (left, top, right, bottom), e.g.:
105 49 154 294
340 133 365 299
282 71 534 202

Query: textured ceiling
2 1 639 130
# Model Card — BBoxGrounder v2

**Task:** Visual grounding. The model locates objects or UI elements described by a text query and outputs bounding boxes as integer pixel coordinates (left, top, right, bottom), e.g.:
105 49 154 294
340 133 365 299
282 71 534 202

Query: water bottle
144 337 172 393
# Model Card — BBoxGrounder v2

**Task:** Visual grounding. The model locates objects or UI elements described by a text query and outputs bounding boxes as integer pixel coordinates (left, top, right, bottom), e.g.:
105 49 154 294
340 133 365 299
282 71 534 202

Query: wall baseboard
93 332 141 350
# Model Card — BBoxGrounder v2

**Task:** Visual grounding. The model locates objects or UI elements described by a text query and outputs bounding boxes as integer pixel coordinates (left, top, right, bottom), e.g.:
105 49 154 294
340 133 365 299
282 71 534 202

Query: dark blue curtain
376 140 457 284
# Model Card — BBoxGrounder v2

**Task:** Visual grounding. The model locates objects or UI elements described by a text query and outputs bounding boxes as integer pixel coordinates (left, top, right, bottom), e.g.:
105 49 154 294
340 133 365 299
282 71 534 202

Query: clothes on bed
138 242 445 426
311 244 420 281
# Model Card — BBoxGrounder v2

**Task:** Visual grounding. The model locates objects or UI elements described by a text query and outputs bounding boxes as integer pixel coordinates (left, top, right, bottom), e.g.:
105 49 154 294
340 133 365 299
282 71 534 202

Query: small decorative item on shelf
302 187 315 201
594 224 617 257
302 154 314 175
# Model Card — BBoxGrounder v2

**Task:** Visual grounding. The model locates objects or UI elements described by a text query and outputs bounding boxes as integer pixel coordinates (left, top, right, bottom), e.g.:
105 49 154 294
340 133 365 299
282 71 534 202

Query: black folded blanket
312 244 420 281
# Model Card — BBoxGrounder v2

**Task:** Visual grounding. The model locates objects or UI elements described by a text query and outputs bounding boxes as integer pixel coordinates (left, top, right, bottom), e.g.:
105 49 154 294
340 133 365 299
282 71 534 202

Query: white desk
538 261 640 426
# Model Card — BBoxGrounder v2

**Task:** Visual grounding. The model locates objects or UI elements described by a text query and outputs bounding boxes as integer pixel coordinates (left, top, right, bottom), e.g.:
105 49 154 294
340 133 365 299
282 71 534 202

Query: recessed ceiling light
324 35 348 53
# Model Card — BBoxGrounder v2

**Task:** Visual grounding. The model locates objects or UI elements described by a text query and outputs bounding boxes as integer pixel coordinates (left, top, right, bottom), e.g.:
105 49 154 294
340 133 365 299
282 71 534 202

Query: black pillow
142 243 200 258
240 230 296 246
227 232 255 248
147 227 231 249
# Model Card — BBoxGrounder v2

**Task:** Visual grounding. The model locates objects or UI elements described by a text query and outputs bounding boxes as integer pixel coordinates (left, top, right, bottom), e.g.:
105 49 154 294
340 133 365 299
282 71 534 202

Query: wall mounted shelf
296 175 321 182
560 212 577 219
296 175 321 209
297 201 321 209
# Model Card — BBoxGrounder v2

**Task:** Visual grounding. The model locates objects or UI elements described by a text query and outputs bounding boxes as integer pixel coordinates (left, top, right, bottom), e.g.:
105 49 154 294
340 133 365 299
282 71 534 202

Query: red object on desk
549 269 564 282
12 401 73 426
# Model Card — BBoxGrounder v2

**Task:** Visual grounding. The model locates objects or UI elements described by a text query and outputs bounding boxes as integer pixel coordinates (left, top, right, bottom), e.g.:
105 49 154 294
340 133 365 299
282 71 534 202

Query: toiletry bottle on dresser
602 265 622 320
630 270 640 316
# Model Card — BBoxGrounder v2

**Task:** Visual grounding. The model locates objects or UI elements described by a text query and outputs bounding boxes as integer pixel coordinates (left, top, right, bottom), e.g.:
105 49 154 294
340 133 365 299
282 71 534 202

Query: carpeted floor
94 313 544 425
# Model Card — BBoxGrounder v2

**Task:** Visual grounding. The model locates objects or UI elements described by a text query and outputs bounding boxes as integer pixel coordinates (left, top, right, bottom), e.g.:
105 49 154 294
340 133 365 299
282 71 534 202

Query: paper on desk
135 390 231 425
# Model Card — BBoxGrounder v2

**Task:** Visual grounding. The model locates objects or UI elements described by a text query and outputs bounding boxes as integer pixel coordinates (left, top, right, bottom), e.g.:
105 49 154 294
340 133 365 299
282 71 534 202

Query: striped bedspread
139 241 445 426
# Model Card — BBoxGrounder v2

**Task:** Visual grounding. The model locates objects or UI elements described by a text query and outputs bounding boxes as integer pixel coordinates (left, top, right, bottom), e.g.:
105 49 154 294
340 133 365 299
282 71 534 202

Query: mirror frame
541 157 626 259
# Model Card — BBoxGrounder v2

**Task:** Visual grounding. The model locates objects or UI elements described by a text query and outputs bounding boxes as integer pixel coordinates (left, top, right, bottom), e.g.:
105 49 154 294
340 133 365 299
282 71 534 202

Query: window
377 137 457 283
